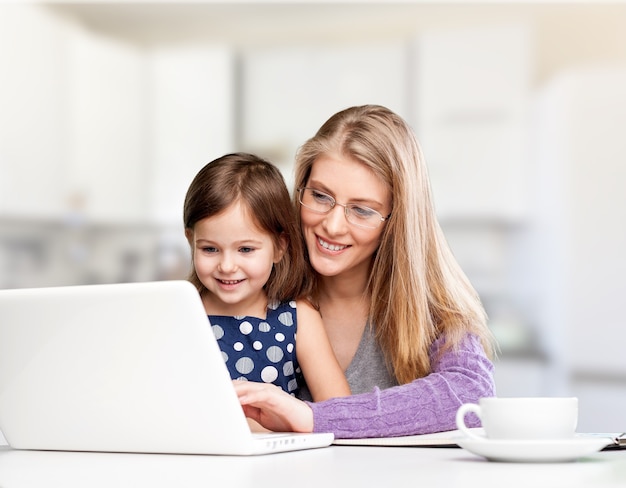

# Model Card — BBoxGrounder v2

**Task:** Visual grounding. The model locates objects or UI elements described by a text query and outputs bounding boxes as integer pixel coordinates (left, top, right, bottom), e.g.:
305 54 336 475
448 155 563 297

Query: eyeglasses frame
297 187 390 229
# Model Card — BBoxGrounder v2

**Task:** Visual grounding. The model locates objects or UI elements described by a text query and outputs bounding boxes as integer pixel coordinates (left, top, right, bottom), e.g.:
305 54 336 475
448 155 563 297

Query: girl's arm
295 299 351 401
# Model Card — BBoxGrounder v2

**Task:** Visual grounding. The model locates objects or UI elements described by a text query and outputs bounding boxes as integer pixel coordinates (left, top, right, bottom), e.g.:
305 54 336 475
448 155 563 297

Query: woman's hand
233 381 314 433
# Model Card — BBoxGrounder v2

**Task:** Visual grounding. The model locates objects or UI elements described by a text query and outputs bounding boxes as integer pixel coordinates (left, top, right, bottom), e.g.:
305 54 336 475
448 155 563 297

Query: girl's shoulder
267 300 297 313
267 299 320 326
265 300 298 326
292 298 323 326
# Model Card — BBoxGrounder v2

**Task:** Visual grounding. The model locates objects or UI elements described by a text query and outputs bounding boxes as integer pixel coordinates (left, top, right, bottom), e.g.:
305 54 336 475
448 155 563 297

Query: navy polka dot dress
209 301 302 395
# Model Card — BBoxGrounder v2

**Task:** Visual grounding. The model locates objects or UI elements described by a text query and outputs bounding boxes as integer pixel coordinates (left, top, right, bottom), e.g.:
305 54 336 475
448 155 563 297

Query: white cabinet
0 5 70 218
149 45 235 225
506 65 626 432
69 39 235 225
240 41 408 185
0 7 147 223
412 25 532 221
528 66 626 377
0 6 236 225
67 25 148 224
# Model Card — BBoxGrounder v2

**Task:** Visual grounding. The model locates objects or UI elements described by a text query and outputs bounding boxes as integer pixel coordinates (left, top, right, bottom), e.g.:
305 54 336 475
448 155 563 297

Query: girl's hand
233 381 314 433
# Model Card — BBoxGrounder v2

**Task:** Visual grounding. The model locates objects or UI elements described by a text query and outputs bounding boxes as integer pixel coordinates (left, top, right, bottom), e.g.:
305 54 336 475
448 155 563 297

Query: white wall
241 41 408 185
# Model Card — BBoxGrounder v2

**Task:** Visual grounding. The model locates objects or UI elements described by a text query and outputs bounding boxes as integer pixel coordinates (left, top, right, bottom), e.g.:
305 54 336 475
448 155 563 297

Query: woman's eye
311 190 333 204
351 205 377 219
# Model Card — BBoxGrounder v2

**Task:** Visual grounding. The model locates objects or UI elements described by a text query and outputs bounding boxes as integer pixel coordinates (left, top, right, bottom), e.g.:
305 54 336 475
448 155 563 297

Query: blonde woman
234 105 495 438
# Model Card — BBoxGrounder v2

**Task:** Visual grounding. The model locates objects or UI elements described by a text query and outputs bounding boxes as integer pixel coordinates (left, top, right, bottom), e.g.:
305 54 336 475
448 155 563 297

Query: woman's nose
322 204 349 235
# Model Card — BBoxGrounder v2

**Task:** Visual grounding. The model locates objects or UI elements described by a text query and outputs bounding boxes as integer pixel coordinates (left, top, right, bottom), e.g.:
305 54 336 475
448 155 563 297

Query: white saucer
456 436 612 463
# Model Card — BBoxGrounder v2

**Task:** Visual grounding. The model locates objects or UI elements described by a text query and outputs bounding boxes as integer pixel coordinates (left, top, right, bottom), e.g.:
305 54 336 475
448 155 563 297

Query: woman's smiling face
300 154 392 281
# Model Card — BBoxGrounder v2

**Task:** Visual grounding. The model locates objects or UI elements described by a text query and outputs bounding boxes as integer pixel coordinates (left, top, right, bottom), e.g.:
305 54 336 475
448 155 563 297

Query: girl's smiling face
187 200 285 317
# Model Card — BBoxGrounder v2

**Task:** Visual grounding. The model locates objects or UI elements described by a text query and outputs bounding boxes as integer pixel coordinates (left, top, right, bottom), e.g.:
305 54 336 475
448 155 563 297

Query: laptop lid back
0 280 257 454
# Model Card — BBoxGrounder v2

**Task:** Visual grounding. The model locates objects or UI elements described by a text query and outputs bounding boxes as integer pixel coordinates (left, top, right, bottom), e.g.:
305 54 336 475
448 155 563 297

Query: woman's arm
235 334 494 438
295 299 351 401
309 334 495 438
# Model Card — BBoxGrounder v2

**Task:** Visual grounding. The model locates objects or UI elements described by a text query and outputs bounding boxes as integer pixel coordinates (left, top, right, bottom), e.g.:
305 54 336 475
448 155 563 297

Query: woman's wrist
298 401 315 433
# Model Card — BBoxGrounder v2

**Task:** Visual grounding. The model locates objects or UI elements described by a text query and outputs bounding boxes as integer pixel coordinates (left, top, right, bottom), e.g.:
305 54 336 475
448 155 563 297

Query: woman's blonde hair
294 105 494 384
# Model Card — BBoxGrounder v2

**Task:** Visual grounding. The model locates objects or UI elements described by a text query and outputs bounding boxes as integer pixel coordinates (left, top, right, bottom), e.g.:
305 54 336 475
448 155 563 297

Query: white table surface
1 441 625 488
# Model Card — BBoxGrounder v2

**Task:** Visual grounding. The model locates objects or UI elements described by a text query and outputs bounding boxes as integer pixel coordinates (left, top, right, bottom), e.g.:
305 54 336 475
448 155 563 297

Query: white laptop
0 280 333 455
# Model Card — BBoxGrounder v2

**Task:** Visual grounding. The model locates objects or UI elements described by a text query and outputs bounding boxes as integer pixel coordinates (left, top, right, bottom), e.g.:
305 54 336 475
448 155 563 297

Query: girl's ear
273 234 288 264
184 228 194 247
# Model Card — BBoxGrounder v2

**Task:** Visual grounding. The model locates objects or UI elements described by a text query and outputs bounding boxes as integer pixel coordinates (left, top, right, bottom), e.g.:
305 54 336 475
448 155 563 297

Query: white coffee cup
456 397 578 441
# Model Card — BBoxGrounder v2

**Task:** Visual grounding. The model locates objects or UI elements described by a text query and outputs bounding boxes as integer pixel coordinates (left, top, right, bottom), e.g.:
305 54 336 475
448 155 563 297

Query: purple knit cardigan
309 334 495 438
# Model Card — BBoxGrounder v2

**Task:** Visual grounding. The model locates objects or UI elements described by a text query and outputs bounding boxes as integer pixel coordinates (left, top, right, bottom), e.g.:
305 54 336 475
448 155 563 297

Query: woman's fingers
232 381 314 433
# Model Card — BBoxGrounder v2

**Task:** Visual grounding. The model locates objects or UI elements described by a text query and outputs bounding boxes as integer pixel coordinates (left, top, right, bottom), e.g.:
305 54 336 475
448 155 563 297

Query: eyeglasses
298 187 390 229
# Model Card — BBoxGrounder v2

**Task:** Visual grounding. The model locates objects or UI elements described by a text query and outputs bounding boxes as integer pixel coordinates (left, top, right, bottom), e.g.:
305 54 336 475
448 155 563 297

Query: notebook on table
0 280 333 455
332 428 479 447
333 429 626 449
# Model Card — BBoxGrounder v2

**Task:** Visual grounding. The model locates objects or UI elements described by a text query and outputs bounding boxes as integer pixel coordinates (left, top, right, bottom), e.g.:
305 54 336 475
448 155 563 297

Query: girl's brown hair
294 105 495 384
184 152 311 303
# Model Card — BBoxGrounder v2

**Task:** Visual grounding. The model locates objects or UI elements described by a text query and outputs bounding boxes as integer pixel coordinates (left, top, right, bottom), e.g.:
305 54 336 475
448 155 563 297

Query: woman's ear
274 234 288 264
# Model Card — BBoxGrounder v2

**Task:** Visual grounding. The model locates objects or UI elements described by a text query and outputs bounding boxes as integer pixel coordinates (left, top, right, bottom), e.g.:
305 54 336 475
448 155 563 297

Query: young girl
183 152 350 402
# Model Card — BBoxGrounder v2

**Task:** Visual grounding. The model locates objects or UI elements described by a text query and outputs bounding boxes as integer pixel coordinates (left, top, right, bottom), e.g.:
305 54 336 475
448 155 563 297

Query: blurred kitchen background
1 2 625 434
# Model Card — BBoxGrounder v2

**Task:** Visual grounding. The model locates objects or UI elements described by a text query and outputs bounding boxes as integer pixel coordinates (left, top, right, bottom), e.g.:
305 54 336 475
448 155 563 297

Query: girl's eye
239 247 254 254
201 246 218 253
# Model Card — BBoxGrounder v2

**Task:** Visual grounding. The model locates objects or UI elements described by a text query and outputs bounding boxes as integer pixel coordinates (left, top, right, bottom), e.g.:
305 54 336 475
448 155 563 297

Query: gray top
345 323 398 394
297 322 397 401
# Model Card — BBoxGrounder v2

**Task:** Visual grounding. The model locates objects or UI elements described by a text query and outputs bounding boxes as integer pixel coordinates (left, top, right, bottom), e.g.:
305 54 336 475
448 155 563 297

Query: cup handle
455 403 485 440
